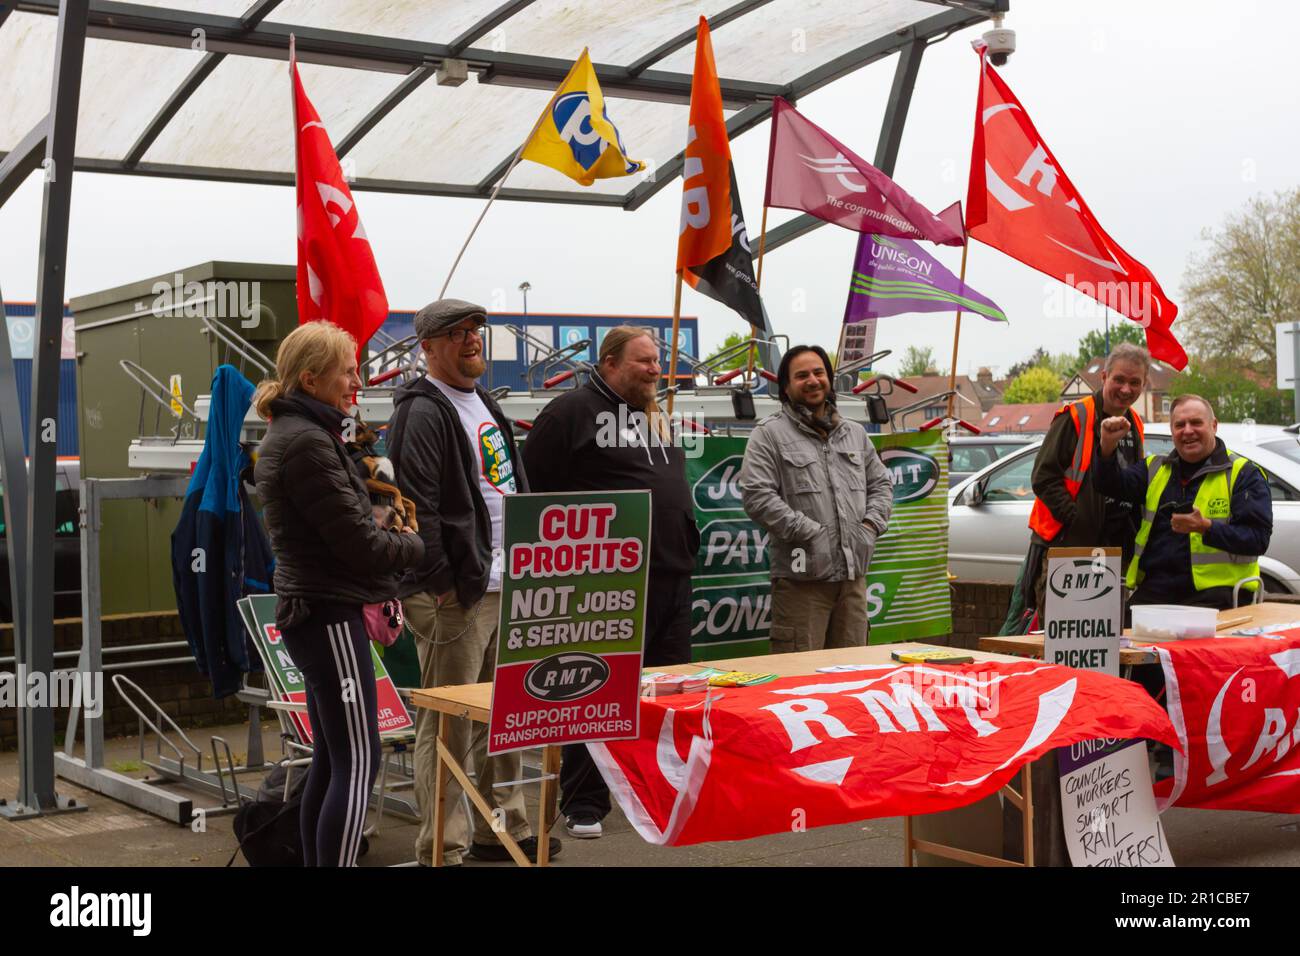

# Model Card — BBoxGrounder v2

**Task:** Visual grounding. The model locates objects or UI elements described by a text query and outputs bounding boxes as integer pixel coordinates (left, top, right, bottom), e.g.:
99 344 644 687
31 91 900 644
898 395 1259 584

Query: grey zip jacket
739 405 894 581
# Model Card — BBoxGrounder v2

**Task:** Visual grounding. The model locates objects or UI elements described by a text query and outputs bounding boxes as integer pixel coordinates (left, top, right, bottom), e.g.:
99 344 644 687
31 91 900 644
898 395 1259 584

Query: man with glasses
388 298 560 866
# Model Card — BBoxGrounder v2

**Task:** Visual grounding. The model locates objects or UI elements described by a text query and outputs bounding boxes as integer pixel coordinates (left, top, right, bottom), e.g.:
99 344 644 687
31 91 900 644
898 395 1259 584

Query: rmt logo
524 653 609 702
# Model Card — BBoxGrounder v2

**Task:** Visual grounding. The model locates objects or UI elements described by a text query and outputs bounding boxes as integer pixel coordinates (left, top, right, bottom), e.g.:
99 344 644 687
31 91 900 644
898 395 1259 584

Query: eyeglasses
437 322 486 344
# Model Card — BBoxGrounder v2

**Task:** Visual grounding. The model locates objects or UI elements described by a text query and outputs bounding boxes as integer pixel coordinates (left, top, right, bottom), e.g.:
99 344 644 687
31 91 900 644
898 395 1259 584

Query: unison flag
676 18 770 334
765 97 964 246
520 48 644 186
291 49 388 353
966 43 1185 368
845 233 1006 323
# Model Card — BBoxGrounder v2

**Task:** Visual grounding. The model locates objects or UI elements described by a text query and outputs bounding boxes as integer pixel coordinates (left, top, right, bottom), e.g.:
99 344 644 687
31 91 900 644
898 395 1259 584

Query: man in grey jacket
739 344 894 653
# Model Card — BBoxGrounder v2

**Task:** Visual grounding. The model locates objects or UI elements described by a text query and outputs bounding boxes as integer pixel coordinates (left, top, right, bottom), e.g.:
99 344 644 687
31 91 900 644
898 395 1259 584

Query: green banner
865 429 952 643
684 429 950 658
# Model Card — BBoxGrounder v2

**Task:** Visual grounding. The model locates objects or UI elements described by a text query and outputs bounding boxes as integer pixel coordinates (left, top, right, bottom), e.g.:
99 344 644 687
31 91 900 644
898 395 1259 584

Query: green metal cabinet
72 262 296 614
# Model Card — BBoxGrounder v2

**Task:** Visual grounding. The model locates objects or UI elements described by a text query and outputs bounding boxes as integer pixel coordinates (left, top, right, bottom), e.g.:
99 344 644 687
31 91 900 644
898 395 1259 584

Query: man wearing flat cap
388 299 559 865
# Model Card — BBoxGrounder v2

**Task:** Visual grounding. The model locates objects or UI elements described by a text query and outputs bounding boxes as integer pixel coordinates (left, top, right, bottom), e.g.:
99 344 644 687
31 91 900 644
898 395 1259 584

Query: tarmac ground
0 719 1296 868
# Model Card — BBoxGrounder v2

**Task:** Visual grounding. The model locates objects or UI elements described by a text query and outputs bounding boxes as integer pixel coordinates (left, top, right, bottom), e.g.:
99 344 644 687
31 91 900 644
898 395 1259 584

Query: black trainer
467 836 562 863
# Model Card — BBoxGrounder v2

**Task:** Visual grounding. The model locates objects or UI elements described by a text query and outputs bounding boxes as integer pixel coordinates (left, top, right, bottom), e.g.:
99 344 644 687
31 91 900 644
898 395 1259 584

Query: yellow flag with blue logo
520 48 644 186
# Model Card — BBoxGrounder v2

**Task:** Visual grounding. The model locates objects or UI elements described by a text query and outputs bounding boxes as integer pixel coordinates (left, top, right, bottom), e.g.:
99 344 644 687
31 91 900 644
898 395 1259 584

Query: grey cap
413 298 487 341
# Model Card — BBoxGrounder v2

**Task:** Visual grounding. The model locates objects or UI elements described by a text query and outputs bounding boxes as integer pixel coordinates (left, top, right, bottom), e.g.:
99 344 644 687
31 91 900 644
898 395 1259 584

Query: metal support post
6 0 89 820
1290 322 1300 425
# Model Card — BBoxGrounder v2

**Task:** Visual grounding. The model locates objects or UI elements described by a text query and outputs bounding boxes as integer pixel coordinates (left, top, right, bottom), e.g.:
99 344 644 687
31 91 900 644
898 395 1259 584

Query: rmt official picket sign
1043 547 1122 677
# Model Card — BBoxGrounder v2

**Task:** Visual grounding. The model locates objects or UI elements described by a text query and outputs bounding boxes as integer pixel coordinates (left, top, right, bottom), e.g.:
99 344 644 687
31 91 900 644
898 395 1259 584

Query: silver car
947 424 1300 595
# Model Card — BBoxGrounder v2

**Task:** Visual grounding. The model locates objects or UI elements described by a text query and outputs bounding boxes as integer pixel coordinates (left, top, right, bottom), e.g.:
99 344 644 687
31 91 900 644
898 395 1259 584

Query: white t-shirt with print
429 377 517 591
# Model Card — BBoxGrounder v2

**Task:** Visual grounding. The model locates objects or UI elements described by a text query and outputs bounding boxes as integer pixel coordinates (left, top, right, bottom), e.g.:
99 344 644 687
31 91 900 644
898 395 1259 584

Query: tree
704 331 750 371
899 345 936 377
1002 366 1063 404
1008 347 1075 380
1007 347 1049 380
1179 188 1300 374
1169 361 1292 425
1074 322 1146 369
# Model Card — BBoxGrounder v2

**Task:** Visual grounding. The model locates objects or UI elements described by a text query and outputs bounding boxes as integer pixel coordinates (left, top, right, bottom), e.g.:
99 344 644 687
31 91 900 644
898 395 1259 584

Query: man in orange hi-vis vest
1024 342 1150 612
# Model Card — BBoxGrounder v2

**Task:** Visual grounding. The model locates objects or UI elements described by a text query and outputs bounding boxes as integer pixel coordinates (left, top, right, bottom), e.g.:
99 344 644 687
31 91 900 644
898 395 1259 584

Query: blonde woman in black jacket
253 321 423 867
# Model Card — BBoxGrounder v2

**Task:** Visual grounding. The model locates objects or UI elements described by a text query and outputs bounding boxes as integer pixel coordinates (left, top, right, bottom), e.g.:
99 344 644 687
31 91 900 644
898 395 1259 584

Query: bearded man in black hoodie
523 325 701 841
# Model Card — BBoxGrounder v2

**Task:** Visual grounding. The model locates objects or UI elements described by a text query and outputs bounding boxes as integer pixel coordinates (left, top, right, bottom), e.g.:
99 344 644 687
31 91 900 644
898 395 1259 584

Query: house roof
981 402 1060 434
882 373 982 411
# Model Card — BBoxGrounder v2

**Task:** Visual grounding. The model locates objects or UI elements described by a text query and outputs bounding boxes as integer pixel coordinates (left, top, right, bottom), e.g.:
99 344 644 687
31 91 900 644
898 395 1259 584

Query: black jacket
253 394 424 616
523 375 700 577
1031 392 1144 554
1096 437 1273 607
387 377 528 607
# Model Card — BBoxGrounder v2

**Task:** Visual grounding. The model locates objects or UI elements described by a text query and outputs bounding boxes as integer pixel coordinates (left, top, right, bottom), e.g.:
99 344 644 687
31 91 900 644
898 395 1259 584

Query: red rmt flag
588 660 1177 846
966 44 1186 369
291 45 388 354
1153 632 1300 813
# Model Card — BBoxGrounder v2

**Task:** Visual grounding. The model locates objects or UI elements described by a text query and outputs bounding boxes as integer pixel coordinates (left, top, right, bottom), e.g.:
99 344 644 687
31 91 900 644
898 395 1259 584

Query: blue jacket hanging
172 364 274 698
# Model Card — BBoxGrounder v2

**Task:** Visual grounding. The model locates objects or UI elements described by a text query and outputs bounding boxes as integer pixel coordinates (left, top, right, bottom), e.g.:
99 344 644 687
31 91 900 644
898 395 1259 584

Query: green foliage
1074 323 1146 369
1002 366 1063 405
704 331 751 371
1007 348 1075 381
899 345 936 377
1169 361 1293 425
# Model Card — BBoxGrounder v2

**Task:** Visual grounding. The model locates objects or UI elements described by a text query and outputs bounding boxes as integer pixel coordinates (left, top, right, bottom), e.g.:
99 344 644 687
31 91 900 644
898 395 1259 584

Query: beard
791 386 827 410
458 353 486 379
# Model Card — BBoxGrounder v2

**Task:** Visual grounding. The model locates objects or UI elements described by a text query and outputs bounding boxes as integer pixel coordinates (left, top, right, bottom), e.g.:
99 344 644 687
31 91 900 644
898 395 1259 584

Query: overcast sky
2 0 1298 379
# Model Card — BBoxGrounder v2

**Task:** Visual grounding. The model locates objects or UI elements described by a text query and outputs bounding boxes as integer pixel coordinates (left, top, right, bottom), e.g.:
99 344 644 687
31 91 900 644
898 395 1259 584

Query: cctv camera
982 26 1015 66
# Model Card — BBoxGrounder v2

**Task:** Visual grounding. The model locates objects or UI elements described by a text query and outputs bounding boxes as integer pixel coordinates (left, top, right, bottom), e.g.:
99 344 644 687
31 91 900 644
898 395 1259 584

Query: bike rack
198 314 274 379
705 334 790 389
882 388 981 435
119 359 202 446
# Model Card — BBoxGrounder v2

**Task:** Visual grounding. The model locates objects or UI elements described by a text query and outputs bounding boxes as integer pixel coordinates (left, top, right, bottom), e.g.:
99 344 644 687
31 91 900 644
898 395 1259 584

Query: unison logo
50 886 151 936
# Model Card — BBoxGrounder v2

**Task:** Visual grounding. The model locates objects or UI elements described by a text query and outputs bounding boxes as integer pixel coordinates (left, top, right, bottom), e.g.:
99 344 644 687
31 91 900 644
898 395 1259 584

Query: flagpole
744 204 770 380
439 54 578 299
667 271 685 418
945 239 971 421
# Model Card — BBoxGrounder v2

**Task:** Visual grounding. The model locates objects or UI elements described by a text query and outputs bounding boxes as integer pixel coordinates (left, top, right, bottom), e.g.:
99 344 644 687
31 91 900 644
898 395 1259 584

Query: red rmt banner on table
1155 632 1300 812
590 661 1177 846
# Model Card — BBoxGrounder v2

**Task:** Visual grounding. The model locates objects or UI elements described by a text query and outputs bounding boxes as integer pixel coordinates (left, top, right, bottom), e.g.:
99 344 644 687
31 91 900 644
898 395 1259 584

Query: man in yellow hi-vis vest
1096 394 1273 613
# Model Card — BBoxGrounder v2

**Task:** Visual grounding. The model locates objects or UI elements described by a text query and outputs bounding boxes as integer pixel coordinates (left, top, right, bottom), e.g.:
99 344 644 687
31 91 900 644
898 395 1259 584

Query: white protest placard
1043 547 1121 676
1058 738 1174 867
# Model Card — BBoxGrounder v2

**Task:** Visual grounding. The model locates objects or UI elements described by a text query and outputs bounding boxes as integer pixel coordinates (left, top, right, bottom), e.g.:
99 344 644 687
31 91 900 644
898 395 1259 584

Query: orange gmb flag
291 45 388 355
676 17 733 274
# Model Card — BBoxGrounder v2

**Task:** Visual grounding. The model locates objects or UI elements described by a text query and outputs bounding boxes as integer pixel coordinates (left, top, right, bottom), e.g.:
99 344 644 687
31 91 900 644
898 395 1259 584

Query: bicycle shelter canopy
0 0 1006 819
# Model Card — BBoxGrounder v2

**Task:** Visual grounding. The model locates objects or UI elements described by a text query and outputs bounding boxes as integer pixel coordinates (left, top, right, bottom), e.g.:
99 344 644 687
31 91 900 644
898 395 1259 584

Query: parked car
0 458 81 622
948 434 1039 486
947 426 1300 595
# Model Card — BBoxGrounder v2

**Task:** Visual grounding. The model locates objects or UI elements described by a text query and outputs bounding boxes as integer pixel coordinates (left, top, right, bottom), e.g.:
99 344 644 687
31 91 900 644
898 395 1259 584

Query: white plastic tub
1130 604 1218 641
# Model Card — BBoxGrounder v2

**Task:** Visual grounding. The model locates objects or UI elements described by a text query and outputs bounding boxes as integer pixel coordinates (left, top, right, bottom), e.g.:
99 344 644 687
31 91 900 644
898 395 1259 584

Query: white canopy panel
0 0 1001 205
